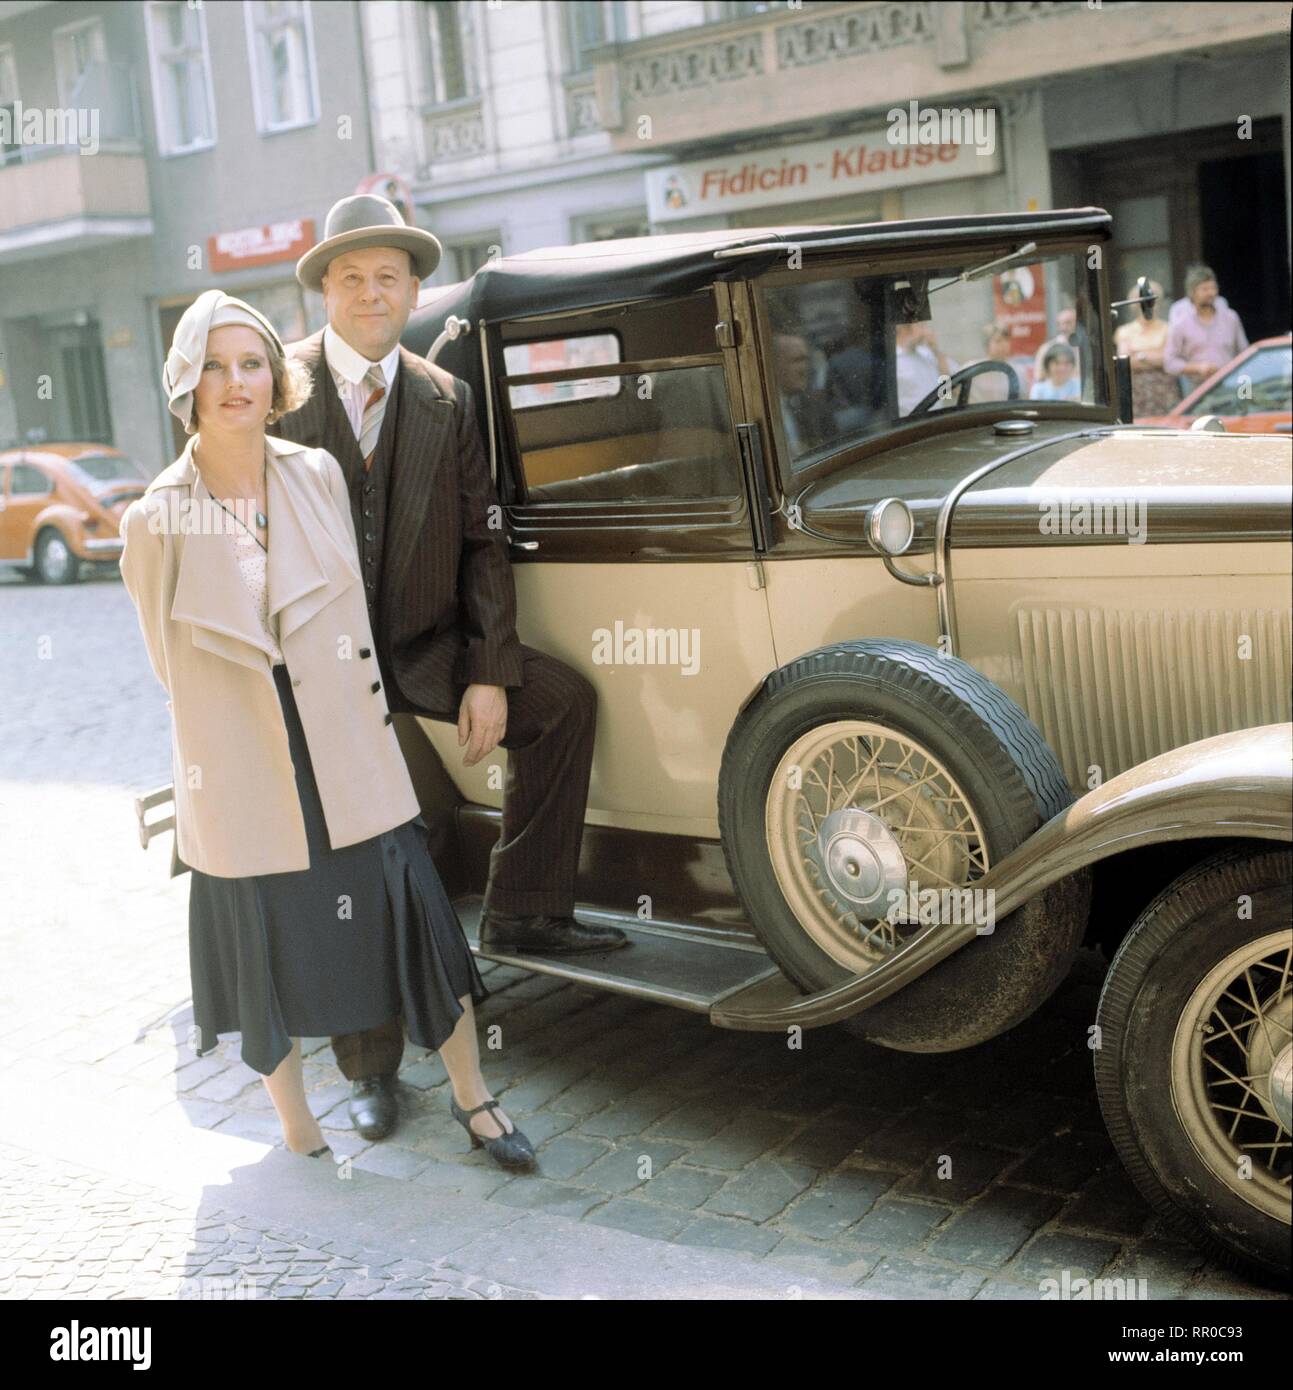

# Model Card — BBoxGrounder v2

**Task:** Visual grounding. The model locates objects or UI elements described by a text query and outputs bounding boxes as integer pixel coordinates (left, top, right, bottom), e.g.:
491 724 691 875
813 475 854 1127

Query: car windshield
761 249 1105 470
69 454 146 485
1189 343 1292 416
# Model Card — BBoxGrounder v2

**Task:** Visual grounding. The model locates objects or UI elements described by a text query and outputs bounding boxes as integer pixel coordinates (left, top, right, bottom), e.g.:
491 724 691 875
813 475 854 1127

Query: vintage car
137 209 1292 1277
1137 334 1292 435
0 442 146 583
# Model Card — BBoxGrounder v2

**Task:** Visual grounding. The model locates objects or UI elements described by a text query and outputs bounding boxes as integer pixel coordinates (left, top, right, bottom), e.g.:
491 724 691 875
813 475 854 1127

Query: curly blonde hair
186 332 314 435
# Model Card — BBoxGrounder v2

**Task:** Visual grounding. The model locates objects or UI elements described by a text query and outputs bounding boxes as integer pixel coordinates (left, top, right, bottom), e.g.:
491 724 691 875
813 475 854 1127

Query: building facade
1 1 1288 470
0 0 374 468
371 1 1289 341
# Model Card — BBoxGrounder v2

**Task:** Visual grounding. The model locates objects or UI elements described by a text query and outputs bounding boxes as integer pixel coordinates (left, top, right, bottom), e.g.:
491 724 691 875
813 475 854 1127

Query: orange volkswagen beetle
0 443 147 584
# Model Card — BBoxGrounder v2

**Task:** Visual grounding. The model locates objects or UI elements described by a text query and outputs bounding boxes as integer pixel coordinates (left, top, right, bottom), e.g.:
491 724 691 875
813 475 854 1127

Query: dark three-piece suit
269 329 596 1081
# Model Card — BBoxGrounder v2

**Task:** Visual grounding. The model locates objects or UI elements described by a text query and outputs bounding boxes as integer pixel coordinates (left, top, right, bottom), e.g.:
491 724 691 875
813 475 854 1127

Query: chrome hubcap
43 534 70 579
765 721 990 973
810 807 908 920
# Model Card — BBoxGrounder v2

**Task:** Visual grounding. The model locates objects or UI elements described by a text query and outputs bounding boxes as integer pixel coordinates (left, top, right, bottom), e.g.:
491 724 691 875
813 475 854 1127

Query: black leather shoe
450 1096 536 1171
479 910 628 955
348 1074 398 1140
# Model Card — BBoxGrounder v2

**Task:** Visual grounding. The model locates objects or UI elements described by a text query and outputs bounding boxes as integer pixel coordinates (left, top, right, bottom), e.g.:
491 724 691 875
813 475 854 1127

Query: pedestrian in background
1114 278 1179 417
1164 265 1248 399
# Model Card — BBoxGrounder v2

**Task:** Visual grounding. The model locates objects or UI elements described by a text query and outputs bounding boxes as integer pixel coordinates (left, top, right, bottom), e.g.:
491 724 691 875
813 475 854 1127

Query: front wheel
1094 846 1292 1278
33 527 80 584
718 640 1084 1050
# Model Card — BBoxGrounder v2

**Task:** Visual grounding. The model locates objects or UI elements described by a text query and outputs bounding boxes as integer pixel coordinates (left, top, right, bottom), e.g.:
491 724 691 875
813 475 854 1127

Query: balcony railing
0 63 151 262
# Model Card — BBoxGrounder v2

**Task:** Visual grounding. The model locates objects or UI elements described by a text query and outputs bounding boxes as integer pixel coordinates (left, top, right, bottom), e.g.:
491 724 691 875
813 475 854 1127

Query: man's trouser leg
331 1016 404 1082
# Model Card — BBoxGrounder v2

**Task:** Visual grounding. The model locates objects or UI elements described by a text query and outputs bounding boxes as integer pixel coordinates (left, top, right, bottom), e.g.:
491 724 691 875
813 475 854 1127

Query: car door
0 459 54 561
415 288 778 836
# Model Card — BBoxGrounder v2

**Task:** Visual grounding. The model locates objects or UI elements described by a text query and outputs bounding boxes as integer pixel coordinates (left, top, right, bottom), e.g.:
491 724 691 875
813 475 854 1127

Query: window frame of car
490 285 762 561
746 236 1116 494
8 460 54 497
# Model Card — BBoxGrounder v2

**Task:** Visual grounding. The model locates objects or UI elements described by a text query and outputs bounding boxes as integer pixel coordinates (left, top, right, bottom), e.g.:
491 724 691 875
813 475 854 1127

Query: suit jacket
119 433 421 878
269 330 524 712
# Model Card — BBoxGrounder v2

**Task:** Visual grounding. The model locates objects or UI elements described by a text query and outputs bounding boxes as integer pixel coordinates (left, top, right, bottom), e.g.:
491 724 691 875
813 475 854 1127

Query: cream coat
119 433 421 878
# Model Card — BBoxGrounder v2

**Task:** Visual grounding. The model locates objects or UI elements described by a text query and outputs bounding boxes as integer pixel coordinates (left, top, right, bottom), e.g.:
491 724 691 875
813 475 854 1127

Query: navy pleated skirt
187 662 488 1076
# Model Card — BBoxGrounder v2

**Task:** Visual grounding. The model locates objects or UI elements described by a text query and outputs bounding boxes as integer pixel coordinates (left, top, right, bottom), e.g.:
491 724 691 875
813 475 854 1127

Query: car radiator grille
1012 605 1293 789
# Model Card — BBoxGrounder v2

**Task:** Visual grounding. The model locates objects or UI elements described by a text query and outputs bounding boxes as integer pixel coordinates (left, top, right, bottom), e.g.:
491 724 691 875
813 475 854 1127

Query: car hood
799 422 1293 548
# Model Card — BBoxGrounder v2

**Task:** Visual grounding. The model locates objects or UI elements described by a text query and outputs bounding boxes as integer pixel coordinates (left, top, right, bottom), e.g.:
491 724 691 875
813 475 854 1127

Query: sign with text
209 219 315 273
646 125 1000 223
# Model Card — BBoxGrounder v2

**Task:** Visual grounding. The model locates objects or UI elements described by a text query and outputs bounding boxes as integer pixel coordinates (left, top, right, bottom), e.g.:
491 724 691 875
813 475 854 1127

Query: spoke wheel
765 721 990 973
1172 935 1291 1223
1095 845 1292 1278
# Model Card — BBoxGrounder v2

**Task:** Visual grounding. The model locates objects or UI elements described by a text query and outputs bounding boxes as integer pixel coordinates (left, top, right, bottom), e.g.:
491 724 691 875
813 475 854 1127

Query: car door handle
510 539 538 551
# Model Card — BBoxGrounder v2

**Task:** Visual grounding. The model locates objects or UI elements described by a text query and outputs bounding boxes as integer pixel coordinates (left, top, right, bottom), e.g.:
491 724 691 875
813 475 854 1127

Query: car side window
10 463 52 496
499 293 744 504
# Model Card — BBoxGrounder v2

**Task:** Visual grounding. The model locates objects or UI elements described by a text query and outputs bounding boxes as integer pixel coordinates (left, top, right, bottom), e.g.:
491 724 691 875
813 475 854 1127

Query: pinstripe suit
271 329 597 1079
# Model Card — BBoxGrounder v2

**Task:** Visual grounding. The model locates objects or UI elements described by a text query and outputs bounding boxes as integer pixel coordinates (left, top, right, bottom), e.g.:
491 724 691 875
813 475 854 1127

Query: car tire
1094 845 1291 1279
718 639 1083 1050
33 528 80 585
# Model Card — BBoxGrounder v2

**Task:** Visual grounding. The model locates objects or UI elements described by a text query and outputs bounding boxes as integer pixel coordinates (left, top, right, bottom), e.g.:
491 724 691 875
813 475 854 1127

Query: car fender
32 502 91 551
711 722 1292 1030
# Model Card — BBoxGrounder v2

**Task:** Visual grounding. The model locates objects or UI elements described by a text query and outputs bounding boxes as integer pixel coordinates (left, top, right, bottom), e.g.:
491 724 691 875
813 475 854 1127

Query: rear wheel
1094 846 1292 1278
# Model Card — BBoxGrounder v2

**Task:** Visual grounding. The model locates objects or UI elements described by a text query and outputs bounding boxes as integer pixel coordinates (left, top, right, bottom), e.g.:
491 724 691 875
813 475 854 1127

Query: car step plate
453 897 779 1012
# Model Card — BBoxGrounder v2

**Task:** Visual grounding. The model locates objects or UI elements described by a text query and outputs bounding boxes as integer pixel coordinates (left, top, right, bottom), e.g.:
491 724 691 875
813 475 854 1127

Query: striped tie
359 364 386 469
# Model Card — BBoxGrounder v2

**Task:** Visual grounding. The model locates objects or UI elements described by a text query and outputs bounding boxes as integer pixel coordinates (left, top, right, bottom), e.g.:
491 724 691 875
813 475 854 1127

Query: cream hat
163 289 285 429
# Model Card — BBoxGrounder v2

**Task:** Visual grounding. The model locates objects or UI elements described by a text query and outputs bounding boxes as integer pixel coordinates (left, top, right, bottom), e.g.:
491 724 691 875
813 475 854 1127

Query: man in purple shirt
1164 265 1249 397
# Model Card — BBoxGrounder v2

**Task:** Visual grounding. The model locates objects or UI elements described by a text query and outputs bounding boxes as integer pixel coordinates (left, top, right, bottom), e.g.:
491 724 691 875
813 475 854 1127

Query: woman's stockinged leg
262 1037 327 1153
437 995 514 1139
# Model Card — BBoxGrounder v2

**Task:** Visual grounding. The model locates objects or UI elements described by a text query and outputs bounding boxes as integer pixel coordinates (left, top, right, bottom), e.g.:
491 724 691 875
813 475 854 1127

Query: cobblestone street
1 572 1286 1300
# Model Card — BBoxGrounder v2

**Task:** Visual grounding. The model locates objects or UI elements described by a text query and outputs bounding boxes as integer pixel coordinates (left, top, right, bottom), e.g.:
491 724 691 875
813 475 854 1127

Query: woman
119 291 534 1171
1113 278 1179 417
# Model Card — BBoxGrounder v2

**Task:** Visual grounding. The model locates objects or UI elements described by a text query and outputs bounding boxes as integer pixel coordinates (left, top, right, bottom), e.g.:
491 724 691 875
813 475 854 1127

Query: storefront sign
208 219 315 273
993 264 1048 356
646 124 1001 223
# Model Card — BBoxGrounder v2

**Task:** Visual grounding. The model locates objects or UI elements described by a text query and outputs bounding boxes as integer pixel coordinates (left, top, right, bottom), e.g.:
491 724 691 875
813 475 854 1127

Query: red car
0 443 148 583
1139 334 1292 433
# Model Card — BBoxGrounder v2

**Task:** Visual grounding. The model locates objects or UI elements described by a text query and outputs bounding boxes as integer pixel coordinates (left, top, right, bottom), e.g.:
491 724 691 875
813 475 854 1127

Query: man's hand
458 683 508 766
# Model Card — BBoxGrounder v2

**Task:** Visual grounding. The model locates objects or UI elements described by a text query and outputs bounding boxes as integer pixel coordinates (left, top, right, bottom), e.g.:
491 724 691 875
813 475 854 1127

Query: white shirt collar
323 322 400 388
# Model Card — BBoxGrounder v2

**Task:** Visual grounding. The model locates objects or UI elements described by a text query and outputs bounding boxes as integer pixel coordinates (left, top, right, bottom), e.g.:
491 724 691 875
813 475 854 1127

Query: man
1164 265 1248 398
272 194 625 1142
895 321 958 416
772 331 836 456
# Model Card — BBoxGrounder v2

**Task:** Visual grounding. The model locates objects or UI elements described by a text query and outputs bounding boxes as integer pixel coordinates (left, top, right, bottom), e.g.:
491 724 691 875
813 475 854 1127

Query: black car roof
404 207 1111 355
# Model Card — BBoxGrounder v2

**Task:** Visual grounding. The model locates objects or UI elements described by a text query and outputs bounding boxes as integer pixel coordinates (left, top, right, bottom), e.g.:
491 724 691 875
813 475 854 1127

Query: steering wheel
907 360 1021 416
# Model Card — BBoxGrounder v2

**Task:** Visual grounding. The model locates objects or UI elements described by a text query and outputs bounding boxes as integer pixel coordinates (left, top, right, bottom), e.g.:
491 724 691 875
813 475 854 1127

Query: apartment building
371 1 1289 339
0 0 374 467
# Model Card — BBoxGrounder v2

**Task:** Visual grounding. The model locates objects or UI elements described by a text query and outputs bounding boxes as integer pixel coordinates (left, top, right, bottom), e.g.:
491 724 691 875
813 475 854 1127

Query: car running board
454 897 780 1015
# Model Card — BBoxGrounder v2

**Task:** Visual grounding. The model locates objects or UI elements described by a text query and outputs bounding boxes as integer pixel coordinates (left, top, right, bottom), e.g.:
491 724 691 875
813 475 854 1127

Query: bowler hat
296 193 442 291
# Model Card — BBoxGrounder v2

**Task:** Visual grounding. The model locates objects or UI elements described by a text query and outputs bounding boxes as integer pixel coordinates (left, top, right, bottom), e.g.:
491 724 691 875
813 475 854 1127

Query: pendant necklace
196 441 268 547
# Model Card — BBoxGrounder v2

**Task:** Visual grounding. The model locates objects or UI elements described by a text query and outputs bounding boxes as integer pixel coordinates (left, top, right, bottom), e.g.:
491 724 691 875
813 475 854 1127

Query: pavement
0 570 1288 1300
